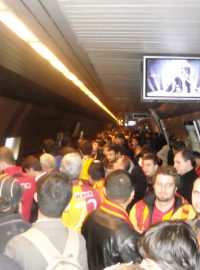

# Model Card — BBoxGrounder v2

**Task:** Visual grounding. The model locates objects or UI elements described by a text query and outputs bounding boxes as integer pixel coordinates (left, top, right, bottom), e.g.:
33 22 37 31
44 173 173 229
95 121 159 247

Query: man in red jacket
0 147 35 222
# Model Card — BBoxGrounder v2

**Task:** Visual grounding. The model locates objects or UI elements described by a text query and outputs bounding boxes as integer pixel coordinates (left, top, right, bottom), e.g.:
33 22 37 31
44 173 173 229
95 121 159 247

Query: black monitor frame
142 56 200 102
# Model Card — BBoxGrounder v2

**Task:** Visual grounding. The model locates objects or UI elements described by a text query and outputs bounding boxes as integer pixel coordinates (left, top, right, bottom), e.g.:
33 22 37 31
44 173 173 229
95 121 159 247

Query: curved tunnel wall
0 96 108 162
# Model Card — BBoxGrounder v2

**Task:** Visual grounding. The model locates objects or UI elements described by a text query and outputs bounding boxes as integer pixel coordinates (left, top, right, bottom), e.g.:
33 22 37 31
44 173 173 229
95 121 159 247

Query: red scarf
100 198 134 229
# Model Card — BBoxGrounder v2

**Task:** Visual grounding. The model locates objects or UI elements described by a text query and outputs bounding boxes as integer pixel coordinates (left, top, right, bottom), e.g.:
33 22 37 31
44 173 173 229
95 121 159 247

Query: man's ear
103 187 107 196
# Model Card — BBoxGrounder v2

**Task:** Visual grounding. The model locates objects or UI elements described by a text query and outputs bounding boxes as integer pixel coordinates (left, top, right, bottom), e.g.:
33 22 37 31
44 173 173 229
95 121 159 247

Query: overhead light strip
0 1 118 122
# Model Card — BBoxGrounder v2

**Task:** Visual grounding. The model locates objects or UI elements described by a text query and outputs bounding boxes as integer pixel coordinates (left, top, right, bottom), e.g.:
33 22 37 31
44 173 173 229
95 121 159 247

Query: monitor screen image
143 56 200 101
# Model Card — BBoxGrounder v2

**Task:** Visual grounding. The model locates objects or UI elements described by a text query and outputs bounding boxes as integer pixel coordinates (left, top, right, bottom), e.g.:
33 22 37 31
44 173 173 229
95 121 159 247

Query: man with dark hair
88 160 106 202
91 140 104 160
82 170 142 270
114 133 134 160
131 137 142 158
129 152 158 210
104 145 121 175
174 149 197 203
142 153 159 194
130 166 195 233
78 140 94 183
88 160 105 181
139 221 200 270
5 171 88 270
0 147 35 222
128 151 150 207
0 177 31 253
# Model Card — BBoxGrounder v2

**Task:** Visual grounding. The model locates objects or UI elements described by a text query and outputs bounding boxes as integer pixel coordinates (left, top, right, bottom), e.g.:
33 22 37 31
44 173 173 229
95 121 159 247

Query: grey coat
4 219 88 270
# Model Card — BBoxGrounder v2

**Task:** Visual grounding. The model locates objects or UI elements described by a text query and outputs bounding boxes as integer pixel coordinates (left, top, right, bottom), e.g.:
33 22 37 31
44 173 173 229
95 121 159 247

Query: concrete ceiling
1 0 200 121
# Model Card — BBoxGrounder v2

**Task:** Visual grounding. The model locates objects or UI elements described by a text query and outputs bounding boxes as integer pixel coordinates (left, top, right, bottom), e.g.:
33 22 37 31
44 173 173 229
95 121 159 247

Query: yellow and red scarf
100 198 134 229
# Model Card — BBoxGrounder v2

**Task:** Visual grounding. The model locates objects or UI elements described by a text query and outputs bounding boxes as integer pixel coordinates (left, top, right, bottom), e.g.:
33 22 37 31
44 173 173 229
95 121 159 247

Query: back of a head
60 152 82 181
88 160 105 180
40 153 56 172
37 171 72 218
21 155 42 172
0 177 23 216
105 170 133 202
0 147 15 166
139 220 200 270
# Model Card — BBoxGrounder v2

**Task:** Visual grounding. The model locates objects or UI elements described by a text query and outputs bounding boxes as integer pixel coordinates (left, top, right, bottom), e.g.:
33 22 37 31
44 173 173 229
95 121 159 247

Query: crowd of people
0 127 200 269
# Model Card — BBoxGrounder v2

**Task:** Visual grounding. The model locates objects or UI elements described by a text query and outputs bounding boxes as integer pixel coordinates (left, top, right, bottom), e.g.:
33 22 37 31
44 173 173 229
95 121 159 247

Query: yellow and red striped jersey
62 182 101 232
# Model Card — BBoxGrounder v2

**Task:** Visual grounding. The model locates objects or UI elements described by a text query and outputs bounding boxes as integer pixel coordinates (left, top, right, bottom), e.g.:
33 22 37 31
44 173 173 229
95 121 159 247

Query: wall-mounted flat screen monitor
143 56 200 101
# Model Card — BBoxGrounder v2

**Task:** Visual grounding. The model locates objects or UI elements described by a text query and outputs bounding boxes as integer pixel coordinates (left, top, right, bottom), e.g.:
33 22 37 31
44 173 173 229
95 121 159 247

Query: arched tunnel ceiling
1 0 200 121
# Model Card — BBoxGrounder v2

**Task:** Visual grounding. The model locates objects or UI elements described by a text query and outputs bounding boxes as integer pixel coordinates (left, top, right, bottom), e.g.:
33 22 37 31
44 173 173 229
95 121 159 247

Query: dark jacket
178 169 197 203
130 165 147 203
81 209 142 270
0 213 31 253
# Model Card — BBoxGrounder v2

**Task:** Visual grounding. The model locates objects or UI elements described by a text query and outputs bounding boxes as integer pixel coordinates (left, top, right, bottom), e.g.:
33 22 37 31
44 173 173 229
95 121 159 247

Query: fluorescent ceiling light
63 72 78 81
30 42 56 61
0 12 38 42
50 59 69 73
72 79 84 88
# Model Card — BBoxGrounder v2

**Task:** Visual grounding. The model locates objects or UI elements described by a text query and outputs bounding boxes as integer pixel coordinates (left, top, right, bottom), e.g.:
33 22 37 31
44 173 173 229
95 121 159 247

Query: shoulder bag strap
21 227 62 263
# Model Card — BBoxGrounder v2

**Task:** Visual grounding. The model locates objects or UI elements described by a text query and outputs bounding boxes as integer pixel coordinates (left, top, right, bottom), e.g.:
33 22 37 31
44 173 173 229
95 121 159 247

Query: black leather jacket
82 209 142 270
